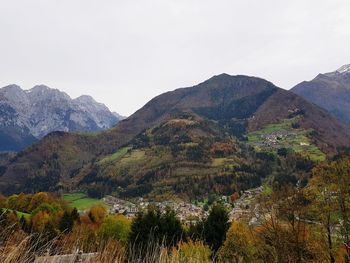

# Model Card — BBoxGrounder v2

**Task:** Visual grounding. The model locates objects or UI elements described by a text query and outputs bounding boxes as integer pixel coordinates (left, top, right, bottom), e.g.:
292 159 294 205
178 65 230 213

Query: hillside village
102 186 263 224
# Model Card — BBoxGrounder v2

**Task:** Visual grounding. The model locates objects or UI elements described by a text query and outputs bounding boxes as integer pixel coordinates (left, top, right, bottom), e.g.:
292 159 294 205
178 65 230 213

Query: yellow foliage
219 221 257 263
169 240 211 263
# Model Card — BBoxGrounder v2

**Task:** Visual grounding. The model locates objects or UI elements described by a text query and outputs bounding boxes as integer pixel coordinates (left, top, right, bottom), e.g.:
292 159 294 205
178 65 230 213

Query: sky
0 0 350 116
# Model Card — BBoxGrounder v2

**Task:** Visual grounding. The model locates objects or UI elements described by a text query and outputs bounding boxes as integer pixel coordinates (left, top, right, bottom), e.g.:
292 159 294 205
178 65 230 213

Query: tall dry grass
0 223 213 263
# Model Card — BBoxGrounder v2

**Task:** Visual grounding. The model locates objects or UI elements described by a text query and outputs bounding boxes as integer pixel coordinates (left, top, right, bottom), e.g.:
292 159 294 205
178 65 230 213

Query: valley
1 73 350 262
2 1 350 261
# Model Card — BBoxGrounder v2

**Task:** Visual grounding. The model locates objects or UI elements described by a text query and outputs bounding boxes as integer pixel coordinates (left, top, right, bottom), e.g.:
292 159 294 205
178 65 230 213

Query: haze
0 0 349 116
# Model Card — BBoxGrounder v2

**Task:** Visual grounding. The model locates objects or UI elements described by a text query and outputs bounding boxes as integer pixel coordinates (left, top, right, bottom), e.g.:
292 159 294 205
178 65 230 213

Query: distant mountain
291 64 350 124
1 74 350 197
0 84 123 151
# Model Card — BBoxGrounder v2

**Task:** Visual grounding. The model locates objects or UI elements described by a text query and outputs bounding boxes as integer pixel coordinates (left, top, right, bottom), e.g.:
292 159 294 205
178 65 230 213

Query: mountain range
292 64 350 124
1 74 349 198
0 85 124 151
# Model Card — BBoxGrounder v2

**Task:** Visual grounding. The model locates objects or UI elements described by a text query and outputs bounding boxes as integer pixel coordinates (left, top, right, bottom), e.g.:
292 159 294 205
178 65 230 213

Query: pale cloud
0 0 349 115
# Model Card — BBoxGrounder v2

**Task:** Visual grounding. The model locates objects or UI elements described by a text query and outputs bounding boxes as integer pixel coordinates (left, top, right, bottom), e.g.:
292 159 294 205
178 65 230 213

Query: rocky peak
0 84 27 99
0 84 123 151
74 95 111 113
27 85 71 101
0 84 29 111
75 94 96 103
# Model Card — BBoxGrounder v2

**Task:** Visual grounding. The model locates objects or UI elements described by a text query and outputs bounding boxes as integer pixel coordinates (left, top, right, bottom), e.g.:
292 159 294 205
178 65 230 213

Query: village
103 186 263 225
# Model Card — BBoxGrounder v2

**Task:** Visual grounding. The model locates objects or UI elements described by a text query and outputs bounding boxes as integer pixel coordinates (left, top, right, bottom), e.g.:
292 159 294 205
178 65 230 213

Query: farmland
247 117 326 161
63 192 106 210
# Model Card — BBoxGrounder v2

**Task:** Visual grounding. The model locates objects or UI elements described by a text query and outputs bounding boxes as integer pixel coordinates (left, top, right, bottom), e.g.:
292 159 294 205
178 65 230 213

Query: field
63 192 107 211
99 146 132 164
248 117 326 161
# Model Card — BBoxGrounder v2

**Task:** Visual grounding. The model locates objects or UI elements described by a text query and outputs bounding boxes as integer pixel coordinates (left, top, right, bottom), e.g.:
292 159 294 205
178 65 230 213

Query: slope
292 64 350 124
1 74 350 196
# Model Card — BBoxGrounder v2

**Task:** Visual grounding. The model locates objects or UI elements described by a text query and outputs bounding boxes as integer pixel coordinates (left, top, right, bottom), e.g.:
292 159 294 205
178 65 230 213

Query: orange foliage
31 211 50 232
230 192 239 202
88 205 107 224
210 142 234 157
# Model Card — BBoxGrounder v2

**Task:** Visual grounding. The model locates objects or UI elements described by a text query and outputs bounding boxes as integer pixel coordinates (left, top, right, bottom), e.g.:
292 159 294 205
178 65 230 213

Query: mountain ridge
1 74 350 196
292 64 350 124
0 84 124 151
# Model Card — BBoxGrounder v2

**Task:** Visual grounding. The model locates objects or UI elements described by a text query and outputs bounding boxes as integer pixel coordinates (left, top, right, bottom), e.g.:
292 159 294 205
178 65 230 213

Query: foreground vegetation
1 154 350 262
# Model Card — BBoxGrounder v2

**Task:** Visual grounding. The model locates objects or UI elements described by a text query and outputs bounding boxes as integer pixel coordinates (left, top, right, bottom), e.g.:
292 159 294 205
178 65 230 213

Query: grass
99 146 132 164
119 150 146 164
0 223 212 263
247 117 326 161
2 208 31 219
262 185 273 196
63 192 106 211
212 158 228 167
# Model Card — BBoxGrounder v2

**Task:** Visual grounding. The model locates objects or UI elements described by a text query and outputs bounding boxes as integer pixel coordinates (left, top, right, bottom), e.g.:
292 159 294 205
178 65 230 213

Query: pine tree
59 211 74 233
203 204 229 252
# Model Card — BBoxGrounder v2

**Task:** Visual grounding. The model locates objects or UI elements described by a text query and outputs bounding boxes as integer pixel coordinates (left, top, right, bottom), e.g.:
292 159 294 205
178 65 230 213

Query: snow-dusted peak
336 64 350 74
322 64 350 78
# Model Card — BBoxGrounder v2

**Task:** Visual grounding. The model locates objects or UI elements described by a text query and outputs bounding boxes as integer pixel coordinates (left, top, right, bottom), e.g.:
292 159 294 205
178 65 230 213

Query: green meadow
2 208 31 219
63 192 106 210
247 117 326 161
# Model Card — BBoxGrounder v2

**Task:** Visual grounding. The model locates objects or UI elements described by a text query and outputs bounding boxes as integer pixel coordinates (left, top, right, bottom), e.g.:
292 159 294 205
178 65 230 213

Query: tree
0 194 6 208
59 211 74 233
159 207 183 247
71 208 80 222
99 215 131 244
203 204 229 252
28 192 49 212
129 206 184 251
257 186 316 262
31 211 50 232
6 194 19 210
219 221 256 263
306 156 350 263
19 215 30 233
88 205 107 224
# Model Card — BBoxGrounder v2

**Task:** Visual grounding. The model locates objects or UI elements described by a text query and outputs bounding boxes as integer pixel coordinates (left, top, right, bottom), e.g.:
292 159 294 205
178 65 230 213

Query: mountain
1 74 350 197
0 84 124 151
291 64 350 124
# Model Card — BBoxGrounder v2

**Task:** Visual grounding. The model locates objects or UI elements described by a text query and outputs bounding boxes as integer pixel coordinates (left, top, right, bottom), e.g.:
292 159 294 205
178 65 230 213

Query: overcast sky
0 0 349 116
